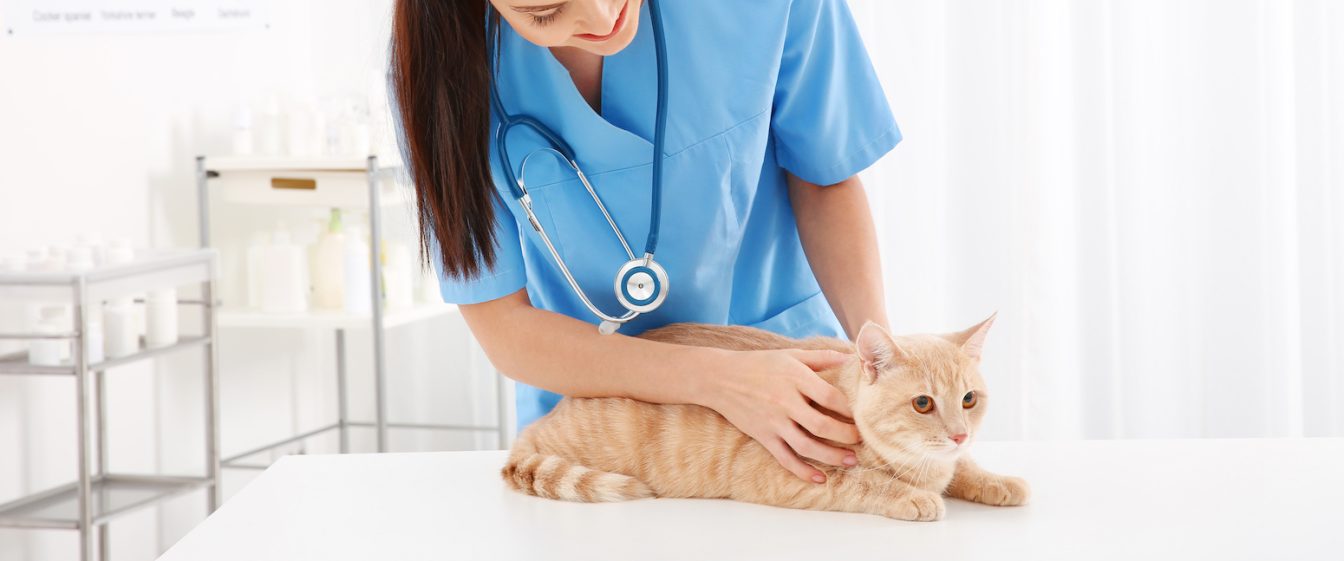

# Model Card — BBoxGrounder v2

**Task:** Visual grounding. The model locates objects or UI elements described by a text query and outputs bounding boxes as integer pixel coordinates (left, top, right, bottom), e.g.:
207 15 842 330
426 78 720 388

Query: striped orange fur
500 318 1029 520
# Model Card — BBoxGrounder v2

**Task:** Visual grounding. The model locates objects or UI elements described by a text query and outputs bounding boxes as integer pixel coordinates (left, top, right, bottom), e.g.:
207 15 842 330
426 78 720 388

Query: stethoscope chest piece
615 257 669 314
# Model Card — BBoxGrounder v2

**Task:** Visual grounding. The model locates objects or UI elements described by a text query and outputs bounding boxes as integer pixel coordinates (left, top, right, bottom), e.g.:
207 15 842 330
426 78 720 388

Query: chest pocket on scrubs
531 164 652 270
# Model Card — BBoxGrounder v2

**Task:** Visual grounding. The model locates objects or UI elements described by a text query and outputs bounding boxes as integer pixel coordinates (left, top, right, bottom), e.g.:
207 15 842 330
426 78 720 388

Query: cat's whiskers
887 453 929 489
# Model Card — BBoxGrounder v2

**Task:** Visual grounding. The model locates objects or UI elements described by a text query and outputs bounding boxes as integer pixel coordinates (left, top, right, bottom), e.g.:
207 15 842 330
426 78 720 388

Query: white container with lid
0 255 28 357
342 225 372 314
104 300 139 359
145 289 179 348
259 226 308 314
29 308 69 366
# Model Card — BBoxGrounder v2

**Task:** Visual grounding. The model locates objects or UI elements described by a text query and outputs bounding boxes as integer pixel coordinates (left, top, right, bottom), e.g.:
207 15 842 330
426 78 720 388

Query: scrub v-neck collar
498 2 657 152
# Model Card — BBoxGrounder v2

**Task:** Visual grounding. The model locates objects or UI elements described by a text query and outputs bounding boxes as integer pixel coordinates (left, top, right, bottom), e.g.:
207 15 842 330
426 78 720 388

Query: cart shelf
0 247 220 560
0 336 212 376
0 250 214 305
203 155 408 208
0 474 213 530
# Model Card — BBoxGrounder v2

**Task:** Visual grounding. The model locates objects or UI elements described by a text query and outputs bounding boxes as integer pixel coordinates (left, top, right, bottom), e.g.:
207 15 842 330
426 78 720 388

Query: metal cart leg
204 260 221 512
196 156 210 247
95 368 109 561
336 329 349 454
367 156 388 453
74 278 93 561
198 156 221 510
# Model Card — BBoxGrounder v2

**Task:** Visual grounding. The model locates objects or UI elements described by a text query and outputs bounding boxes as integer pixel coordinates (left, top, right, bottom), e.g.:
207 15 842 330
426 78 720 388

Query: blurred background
0 0 1341 559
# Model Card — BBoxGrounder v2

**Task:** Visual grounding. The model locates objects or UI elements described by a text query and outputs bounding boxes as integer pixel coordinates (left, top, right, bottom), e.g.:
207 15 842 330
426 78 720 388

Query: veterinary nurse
390 0 900 485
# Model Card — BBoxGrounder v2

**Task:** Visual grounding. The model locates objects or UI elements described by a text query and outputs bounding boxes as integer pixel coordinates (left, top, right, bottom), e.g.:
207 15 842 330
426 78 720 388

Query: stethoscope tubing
486 0 670 330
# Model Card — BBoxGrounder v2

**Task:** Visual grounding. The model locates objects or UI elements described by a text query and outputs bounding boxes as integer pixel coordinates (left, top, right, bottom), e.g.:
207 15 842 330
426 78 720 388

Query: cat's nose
949 433 968 445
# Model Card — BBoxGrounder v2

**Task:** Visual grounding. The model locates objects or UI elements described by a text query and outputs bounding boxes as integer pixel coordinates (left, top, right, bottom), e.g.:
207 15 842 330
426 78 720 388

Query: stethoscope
488 0 670 335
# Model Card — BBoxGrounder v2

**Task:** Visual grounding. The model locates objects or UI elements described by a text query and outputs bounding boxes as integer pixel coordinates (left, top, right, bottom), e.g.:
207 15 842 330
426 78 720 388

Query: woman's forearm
460 289 721 405
787 173 890 338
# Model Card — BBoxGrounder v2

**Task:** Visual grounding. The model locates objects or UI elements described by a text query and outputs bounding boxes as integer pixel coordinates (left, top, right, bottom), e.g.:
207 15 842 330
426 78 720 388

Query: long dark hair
391 1 500 280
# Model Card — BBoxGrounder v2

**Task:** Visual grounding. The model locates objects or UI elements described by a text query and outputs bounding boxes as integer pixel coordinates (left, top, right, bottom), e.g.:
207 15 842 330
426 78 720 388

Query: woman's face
490 0 642 56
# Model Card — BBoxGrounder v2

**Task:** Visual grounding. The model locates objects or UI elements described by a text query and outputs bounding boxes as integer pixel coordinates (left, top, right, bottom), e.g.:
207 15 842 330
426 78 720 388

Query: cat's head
851 314 996 464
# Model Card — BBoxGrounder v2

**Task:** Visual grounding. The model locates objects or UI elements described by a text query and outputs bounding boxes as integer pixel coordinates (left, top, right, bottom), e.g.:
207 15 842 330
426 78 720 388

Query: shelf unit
0 250 220 561
197 155 508 468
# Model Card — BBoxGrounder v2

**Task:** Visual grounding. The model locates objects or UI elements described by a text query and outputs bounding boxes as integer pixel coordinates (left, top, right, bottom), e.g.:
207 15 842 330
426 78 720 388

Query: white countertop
159 439 1344 561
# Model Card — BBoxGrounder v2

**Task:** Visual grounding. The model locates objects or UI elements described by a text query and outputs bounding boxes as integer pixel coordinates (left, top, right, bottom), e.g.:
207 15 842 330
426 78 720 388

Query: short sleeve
771 0 900 186
431 192 528 304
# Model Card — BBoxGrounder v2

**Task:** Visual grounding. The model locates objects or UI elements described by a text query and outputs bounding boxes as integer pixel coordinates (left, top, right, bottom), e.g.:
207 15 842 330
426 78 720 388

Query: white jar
104 299 139 359
84 317 105 364
145 289 179 348
259 228 308 314
0 255 27 357
29 311 67 367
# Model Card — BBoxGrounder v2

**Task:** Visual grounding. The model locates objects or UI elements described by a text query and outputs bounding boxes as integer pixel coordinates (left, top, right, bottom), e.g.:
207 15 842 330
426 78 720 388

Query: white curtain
849 0 1344 440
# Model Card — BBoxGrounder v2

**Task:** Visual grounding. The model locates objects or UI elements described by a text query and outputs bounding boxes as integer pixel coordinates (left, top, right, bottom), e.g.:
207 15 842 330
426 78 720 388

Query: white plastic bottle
65 247 103 363
342 225 372 315
0 255 28 358
83 316 105 364
245 232 267 309
104 299 138 359
232 103 254 156
105 240 145 340
75 233 107 266
29 309 68 367
311 209 346 310
256 95 284 156
259 226 308 314
102 241 140 358
382 241 414 310
145 289 178 348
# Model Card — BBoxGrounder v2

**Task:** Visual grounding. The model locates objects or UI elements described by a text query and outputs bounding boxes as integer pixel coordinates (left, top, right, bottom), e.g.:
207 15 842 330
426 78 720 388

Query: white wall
850 0 1344 440
0 2 503 560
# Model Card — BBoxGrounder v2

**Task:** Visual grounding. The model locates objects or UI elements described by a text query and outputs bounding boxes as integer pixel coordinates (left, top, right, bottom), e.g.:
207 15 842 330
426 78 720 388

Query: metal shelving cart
196 155 509 465
0 250 221 561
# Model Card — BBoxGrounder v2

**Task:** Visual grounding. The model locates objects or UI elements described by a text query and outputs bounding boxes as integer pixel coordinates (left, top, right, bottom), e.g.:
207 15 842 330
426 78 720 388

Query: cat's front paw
888 491 945 521
968 475 1030 506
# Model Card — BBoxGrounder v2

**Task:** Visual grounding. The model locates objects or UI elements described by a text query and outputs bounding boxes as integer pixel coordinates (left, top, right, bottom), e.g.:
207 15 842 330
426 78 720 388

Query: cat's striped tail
501 441 654 502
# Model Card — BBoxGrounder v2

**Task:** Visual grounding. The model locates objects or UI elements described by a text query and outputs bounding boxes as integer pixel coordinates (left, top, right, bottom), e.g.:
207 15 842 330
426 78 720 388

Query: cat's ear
948 312 997 361
856 322 909 383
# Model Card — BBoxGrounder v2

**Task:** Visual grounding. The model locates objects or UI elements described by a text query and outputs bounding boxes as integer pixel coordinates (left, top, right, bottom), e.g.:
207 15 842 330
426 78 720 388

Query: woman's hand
699 348 861 483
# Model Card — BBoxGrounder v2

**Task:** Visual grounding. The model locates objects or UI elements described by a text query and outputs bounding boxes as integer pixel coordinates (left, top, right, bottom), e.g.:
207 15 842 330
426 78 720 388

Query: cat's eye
962 391 977 409
911 395 935 414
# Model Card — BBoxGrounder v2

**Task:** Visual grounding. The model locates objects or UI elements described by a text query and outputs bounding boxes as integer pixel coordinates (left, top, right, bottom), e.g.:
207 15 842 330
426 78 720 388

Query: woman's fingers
793 400 861 444
796 371 855 419
790 349 850 371
782 425 856 469
763 437 825 483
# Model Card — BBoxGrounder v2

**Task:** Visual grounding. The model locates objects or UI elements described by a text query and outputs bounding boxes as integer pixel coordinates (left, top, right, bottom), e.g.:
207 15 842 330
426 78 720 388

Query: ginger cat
500 316 1029 521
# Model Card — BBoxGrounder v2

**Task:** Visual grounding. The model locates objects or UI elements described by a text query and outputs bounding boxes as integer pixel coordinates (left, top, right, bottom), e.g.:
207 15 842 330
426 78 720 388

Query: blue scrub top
435 0 900 429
